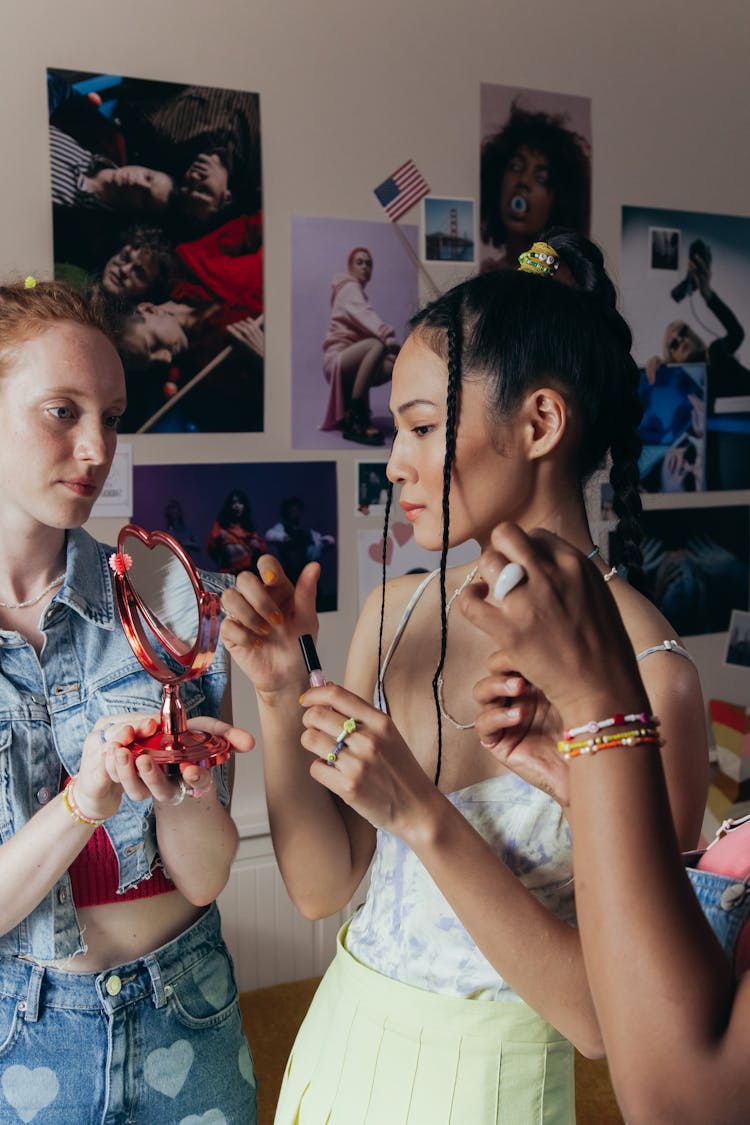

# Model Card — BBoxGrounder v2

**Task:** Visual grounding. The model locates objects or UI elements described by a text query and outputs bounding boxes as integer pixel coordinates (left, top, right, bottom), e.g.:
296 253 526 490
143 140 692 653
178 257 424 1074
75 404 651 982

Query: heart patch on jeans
144 1039 194 1098
1 1065 60 1123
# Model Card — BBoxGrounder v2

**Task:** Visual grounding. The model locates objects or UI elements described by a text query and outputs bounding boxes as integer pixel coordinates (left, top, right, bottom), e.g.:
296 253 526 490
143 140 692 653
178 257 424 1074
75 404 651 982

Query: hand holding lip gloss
299 634 327 687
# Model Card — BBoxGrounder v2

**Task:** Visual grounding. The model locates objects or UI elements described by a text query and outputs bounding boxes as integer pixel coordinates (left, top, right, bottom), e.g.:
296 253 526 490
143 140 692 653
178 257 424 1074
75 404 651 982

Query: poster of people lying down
47 67 263 433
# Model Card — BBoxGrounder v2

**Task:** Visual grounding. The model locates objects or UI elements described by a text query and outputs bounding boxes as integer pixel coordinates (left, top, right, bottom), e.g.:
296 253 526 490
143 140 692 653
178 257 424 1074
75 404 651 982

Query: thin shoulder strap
376 569 439 709
636 638 695 664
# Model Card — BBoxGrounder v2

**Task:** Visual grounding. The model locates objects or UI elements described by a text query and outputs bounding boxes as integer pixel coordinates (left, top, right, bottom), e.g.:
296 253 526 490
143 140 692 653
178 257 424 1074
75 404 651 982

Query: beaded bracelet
564 711 658 740
560 723 659 754
561 733 662 761
63 778 107 828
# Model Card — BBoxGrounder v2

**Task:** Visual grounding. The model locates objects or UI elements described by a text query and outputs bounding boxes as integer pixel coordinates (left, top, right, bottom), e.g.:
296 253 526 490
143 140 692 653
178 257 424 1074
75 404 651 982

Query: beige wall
1 0 748 831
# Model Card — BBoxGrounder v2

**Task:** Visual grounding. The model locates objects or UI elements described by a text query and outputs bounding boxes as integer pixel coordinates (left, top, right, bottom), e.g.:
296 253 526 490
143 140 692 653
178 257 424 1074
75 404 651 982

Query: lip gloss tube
298 634 327 687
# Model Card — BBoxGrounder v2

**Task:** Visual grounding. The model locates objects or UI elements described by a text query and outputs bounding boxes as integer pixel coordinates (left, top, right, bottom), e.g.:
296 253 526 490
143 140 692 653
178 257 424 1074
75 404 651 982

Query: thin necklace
437 565 479 731
0 572 66 610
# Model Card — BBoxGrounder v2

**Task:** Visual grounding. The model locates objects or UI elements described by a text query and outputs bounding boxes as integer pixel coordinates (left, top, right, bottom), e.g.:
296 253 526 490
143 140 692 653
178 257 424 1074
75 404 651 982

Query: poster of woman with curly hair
479 82 591 273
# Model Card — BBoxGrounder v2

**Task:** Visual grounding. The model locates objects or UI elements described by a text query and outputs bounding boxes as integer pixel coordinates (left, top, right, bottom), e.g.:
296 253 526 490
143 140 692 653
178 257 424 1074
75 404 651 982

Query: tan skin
0 321 253 971
462 524 745 1125
221 332 707 1056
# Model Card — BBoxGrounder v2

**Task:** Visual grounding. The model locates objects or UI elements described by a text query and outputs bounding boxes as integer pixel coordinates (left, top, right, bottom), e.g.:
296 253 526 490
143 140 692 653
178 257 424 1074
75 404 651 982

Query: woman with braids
221 231 708 1124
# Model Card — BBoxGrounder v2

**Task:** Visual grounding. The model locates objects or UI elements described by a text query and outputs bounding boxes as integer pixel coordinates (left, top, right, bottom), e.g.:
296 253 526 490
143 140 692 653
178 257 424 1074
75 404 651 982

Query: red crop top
64 777 174 907
67 825 174 908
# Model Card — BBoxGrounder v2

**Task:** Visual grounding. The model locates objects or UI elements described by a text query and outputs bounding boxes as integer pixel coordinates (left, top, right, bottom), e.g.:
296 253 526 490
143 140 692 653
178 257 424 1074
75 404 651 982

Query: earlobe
525 389 567 460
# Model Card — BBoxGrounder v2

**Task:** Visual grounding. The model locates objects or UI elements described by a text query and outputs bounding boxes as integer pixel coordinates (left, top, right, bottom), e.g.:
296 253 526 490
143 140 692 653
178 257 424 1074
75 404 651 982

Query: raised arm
298 674 604 1055
220 557 376 918
461 523 748 1125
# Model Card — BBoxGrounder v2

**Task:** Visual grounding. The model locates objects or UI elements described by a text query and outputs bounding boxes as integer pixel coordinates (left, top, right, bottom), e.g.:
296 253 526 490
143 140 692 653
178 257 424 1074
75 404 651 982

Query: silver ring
98 722 115 744
167 777 190 806
492 562 526 603
187 773 214 799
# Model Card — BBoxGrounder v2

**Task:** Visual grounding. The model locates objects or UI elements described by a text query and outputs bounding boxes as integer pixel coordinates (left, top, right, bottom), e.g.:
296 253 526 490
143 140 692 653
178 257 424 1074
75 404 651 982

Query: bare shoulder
345 569 436 698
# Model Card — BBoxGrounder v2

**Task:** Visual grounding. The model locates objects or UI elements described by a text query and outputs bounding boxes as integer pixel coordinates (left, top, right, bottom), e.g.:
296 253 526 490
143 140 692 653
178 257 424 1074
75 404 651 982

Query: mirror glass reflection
124 538 199 657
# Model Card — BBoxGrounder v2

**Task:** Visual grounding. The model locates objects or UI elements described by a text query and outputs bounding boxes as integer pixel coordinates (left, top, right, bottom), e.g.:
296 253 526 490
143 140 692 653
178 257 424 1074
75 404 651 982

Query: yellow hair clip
23 276 37 289
518 242 559 277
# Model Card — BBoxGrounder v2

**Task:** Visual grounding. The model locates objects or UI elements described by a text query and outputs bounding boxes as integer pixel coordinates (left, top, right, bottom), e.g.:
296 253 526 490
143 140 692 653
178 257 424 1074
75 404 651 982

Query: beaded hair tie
518 241 560 278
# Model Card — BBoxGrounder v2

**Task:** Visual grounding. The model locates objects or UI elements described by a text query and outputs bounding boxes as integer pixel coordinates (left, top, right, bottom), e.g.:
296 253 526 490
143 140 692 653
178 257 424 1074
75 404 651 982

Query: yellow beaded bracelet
63 779 107 828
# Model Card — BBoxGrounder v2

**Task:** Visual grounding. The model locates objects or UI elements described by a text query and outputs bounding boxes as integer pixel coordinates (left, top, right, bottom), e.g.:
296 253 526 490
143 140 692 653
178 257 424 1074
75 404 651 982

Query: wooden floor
240 978 625 1125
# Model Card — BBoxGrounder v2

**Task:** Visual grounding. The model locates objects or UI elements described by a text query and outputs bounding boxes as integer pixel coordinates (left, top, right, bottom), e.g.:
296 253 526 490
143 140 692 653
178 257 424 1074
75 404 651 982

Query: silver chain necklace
0 572 66 610
436 565 479 730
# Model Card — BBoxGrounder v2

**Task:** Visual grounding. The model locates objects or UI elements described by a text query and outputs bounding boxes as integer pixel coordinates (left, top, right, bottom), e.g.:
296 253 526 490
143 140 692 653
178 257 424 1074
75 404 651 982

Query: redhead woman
0 281 257 1124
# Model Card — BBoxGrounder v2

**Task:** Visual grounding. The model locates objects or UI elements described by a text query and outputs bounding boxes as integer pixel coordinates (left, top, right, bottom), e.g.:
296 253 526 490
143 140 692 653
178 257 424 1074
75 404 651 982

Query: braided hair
378 229 644 784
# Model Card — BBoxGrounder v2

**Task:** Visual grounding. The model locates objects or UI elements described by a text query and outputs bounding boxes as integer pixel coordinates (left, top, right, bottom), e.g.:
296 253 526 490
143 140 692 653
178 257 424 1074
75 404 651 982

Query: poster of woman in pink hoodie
291 216 418 451
321 247 400 445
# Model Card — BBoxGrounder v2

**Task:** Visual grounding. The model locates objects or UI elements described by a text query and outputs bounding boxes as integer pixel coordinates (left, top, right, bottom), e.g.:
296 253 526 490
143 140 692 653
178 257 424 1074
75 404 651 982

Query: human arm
101 711 254 906
691 251 745 355
219 558 376 918
469 546 708 847
689 247 745 349
299 677 603 1053
0 715 129 936
206 520 227 566
460 523 747 1124
337 279 396 344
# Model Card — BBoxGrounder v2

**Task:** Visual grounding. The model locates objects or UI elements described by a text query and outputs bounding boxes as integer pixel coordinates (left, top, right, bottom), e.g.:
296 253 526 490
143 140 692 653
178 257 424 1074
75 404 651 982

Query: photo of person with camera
622 206 750 490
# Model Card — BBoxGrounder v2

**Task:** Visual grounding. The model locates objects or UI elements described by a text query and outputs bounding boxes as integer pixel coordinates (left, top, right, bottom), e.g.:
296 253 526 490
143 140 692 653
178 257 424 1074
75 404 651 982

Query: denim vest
0 529 231 960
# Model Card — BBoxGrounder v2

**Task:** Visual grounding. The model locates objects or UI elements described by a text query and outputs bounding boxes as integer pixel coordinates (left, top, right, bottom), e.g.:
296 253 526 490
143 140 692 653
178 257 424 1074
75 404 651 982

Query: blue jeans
686 864 750 967
0 904 256 1124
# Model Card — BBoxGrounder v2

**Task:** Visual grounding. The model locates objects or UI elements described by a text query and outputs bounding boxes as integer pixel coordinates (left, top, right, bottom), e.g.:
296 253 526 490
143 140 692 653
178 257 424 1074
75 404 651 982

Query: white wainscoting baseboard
218 832 366 993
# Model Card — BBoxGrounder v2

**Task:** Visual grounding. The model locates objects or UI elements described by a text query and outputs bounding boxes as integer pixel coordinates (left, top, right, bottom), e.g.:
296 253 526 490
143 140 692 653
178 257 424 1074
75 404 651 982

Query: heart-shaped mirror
111 524 231 768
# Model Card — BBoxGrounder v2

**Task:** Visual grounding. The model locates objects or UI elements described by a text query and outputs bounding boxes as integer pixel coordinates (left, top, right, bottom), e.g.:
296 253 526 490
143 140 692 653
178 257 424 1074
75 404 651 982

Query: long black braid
607 340 646 592
376 482 394 713
430 303 462 786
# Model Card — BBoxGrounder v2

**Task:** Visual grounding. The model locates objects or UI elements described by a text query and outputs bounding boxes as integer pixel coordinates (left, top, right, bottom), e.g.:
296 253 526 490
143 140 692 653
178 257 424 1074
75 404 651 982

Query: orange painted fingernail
258 622 271 635
253 638 265 649
298 694 306 705
263 570 276 585
269 610 283 625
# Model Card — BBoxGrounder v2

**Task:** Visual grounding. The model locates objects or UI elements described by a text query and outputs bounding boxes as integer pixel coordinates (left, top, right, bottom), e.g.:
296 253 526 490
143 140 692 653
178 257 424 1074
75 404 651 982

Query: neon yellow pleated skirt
274 925 575 1125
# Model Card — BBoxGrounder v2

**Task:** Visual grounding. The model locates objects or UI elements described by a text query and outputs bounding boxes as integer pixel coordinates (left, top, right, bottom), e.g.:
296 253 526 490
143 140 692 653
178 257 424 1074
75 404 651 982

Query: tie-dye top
345 569 575 1001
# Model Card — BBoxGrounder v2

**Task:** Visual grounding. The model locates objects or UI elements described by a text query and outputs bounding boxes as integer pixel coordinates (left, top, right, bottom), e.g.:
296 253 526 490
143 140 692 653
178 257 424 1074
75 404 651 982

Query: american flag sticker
374 160 430 223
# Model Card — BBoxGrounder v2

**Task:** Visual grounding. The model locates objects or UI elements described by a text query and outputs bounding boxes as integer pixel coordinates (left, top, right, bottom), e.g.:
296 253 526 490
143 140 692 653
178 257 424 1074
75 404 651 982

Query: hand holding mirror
110 524 231 768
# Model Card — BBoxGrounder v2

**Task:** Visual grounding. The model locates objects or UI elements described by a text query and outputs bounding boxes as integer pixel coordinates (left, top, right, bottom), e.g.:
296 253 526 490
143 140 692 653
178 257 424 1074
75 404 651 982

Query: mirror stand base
130 728 231 769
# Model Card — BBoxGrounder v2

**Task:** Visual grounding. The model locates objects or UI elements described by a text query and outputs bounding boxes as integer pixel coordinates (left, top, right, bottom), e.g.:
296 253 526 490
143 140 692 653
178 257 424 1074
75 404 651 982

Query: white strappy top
347 568 575 1000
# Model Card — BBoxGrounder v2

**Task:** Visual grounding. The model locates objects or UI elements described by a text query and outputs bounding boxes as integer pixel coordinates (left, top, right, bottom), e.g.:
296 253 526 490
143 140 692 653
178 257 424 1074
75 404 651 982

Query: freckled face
387 334 530 551
0 323 126 533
